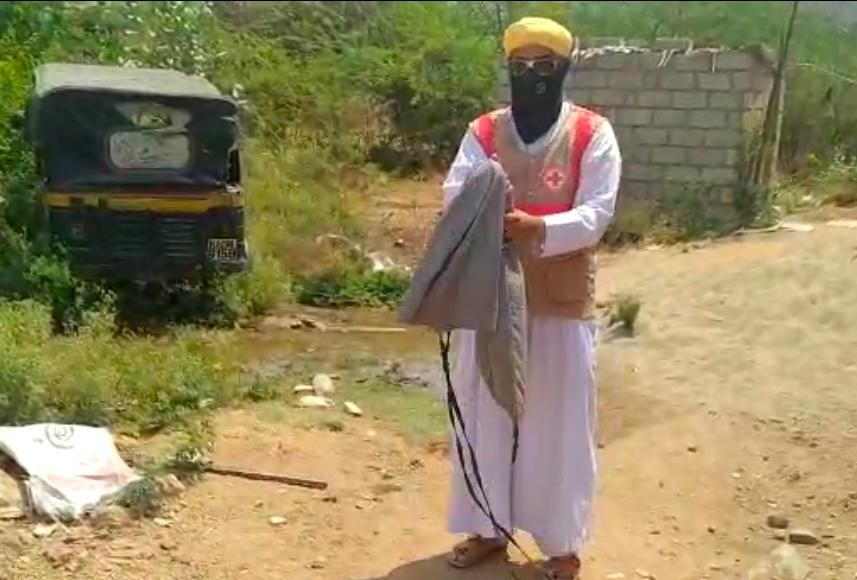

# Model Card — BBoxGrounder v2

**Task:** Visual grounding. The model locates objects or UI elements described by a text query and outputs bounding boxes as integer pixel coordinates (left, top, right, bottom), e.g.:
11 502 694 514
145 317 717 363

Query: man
441 17 622 579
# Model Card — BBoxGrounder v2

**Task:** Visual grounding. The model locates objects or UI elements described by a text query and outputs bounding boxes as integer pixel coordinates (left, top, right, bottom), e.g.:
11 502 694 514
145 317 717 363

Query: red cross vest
469 105 604 320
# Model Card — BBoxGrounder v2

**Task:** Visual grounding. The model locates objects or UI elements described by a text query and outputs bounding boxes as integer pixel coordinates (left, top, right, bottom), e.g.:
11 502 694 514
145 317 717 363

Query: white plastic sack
0 424 140 521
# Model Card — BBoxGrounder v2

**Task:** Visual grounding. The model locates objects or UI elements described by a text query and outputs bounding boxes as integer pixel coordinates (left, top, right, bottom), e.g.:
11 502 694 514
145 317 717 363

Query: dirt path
3 211 857 579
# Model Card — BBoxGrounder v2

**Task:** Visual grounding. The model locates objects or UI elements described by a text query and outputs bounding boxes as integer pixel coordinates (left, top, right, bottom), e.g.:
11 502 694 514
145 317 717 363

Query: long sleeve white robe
441 103 622 557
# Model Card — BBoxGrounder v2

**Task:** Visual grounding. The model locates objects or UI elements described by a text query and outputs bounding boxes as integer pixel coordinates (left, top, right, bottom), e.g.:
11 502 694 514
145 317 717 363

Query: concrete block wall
498 47 774 203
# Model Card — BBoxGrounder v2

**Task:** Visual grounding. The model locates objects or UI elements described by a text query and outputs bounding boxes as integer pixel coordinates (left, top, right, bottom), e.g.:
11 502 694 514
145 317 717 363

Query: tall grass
0 300 236 431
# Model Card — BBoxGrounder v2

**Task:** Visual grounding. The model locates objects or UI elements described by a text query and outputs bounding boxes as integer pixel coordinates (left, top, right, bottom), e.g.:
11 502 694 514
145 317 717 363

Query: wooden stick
204 465 328 490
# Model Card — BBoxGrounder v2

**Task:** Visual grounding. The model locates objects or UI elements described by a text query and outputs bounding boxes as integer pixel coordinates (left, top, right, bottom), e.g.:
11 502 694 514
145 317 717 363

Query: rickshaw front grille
98 214 204 262
158 217 200 259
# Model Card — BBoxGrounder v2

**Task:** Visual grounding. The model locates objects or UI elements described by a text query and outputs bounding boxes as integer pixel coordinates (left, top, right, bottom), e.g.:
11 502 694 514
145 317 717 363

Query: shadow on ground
362 554 547 580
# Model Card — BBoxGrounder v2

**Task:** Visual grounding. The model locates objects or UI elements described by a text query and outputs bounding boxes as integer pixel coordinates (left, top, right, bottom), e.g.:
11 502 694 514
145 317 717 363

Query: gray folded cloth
398 159 527 421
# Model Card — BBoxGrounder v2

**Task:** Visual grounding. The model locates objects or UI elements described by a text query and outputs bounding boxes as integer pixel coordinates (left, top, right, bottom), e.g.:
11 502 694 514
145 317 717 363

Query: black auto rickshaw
26 63 248 282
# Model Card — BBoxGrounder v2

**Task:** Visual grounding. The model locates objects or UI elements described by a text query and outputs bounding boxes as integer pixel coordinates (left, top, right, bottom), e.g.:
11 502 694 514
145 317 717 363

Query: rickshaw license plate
207 239 240 262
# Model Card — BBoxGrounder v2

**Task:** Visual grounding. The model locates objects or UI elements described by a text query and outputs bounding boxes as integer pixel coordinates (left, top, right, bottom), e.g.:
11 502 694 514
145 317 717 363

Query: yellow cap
503 17 573 58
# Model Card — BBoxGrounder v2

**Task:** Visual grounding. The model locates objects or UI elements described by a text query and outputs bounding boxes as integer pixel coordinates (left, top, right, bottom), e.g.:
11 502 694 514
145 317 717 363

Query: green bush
293 264 410 308
0 299 235 430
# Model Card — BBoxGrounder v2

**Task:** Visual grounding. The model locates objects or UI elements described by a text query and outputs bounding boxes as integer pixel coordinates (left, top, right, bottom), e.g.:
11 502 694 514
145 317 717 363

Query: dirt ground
3 197 857 579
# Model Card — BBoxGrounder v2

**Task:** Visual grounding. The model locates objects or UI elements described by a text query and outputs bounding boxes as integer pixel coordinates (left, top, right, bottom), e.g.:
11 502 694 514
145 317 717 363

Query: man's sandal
543 554 582 579
447 536 508 569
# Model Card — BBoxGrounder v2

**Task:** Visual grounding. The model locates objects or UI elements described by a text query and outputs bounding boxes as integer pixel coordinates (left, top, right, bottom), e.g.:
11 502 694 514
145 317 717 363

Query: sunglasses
508 57 565 77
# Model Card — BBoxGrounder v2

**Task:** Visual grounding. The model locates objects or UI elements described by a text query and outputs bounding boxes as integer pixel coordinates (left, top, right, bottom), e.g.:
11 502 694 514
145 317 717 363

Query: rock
748 544 810 580
767 515 790 529
309 556 327 570
160 540 178 551
634 570 655 579
322 495 338 504
394 238 405 247
312 374 336 395
157 474 186 497
323 420 345 433
773 530 788 541
91 504 134 530
606 574 626 580
826 219 857 229
300 317 328 332
42 542 82 571
687 444 698 453
261 315 303 330
297 395 332 409
294 384 315 394
153 517 172 528
269 516 286 526
33 524 57 539
781 222 814 233
372 482 403 495
788 529 819 546
707 525 717 534
344 401 363 417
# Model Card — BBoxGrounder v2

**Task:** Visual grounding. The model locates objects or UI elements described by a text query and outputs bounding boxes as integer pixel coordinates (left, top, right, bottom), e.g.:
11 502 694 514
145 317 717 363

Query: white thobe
442 103 622 557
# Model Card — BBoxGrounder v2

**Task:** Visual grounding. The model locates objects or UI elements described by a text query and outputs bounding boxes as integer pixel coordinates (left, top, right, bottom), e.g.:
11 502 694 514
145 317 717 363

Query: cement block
660 72 695 90
569 89 591 105
652 37 693 52
594 53 631 70
622 180 650 198
673 91 707 109
626 163 663 181
728 112 745 128
666 165 701 182
635 127 669 145
653 110 688 126
674 53 715 72
638 91 672 108
571 71 608 89
579 37 626 49
715 52 756 71
616 108 654 126
744 92 768 110
652 146 688 164
689 110 727 128
609 70 645 89
726 149 741 167
732 71 753 90
697 73 731 91
644 73 659 89
613 126 636 146
702 167 739 184
589 89 626 106
709 92 743 110
705 129 743 147
626 147 650 163
669 128 706 147
688 148 729 167
635 53 667 70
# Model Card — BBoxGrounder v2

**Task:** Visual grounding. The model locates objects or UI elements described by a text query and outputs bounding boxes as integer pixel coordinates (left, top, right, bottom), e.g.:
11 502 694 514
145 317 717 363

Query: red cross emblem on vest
542 167 565 192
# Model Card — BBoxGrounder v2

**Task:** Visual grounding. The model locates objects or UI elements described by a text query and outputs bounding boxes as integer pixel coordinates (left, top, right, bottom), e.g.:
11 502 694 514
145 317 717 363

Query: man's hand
504 209 545 247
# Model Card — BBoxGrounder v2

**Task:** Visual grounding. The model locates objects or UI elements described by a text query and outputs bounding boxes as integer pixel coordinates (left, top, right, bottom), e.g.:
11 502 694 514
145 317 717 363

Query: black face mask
509 58 570 144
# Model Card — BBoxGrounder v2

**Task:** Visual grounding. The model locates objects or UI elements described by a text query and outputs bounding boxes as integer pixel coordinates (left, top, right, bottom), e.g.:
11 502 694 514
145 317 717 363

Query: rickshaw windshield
29 64 239 191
